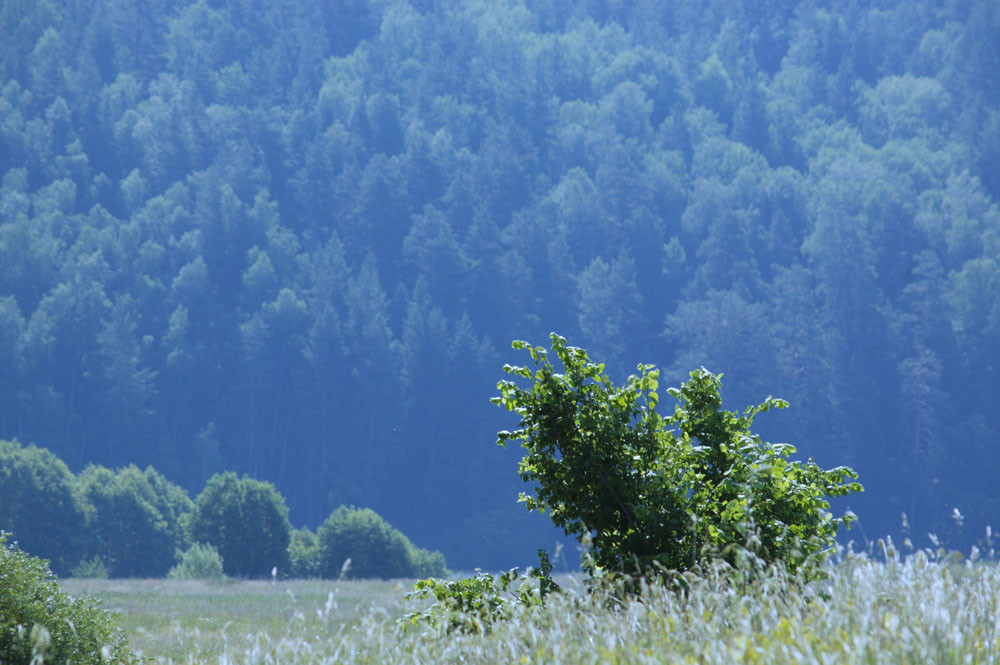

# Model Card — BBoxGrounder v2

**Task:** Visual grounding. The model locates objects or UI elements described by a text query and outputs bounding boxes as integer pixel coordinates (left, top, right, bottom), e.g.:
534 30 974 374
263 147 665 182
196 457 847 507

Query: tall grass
79 547 1000 664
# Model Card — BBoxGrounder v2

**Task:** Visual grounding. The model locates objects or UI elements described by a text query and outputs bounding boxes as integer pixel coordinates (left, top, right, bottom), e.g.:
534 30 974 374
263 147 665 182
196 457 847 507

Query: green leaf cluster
494 334 862 577
0 533 141 665
401 549 558 636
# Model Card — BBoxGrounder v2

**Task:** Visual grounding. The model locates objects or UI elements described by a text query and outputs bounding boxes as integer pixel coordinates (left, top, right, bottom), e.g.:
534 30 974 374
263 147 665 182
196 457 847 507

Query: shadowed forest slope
1 0 998 567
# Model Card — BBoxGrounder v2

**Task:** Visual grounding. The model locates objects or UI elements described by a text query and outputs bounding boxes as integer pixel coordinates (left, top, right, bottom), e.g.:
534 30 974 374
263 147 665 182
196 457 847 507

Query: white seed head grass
154 553 1000 665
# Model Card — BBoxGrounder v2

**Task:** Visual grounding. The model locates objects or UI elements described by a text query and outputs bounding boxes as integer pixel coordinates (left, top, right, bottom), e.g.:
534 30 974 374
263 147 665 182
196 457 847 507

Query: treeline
1 0 999 567
0 438 446 578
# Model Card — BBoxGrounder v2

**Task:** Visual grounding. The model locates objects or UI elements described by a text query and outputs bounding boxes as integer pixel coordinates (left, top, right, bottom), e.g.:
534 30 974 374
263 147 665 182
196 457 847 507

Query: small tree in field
188 472 291 578
493 334 862 577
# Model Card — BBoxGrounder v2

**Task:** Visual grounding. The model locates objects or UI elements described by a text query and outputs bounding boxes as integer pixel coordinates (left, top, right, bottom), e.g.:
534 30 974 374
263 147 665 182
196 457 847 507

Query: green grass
62 552 1000 664
60 577 409 662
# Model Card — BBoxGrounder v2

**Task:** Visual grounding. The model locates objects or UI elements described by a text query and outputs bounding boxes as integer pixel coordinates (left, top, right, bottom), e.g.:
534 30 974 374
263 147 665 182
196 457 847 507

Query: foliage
494 334 863 576
188 472 291 578
167 543 225 580
71 556 110 580
1 0 999 568
0 533 141 665
408 547 449 579
0 439 86 575
317 506 447 580
287 527 321 579
401 549 558 635
75 464 193 578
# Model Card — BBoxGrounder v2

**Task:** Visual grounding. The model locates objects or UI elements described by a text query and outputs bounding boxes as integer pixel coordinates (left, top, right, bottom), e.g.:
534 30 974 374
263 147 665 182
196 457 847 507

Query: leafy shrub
494 334 863 577
168 543 225 580
0 439 86 574
317 506 447 579
409 546 448 578
188 472 291 578
402 550 557 635
318 506 410 579
288 527 321 579
76 464 193 578
0 533 141 665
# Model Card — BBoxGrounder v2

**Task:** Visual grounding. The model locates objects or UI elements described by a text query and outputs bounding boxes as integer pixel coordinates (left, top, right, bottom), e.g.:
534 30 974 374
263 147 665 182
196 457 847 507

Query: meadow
63 548 1000 665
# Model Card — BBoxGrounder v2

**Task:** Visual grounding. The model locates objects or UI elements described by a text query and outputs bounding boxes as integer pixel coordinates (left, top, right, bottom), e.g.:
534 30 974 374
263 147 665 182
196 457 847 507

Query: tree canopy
1 0 998 567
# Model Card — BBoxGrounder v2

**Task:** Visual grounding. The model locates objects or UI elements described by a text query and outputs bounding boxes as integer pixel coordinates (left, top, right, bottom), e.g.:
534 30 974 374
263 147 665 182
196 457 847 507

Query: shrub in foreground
405 335 863 633
402 550 558 635
0 533 141 665
494 334 863 577
317 506 447 579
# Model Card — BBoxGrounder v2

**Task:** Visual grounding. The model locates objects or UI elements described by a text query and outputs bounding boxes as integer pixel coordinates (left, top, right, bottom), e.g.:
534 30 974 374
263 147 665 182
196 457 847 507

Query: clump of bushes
1 439 447 580
0 533 141 665
168 543 225 580
288 527 321 578
401 550 558 635
410 546 449 578
317 506 448 579
0 439 87 575
76 464 193 578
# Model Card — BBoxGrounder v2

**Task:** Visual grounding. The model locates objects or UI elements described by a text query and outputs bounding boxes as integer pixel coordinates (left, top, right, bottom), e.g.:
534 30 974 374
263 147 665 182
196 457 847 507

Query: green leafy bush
0 439 86 575
409 546 449 579
317 506 447 579
70 556 110 579
0 533 141 665
402 550 557 635
494 334 863 577
287 527 321 579
188 472 291 578
76 464 193 578
167 543 225 580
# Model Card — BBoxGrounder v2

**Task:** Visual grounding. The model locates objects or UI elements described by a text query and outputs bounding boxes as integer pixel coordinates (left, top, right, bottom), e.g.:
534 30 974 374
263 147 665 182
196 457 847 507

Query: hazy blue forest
1 0 998 570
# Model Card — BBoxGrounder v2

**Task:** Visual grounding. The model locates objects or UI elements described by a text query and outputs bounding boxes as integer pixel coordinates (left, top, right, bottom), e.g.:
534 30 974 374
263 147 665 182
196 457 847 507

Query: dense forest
1 0 998 569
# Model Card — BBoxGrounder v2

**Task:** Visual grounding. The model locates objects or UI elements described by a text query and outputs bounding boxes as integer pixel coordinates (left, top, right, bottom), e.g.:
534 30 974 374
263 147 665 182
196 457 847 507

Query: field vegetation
65 546 1000 664
60 577 404 663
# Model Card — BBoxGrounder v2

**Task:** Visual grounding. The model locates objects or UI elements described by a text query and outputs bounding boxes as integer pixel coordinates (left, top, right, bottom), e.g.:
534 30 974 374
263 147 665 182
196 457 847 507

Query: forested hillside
1 0 998 568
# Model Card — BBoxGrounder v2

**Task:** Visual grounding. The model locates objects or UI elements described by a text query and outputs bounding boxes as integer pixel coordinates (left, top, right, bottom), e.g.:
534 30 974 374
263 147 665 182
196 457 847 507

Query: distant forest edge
1 0 998 568
0 438 447 579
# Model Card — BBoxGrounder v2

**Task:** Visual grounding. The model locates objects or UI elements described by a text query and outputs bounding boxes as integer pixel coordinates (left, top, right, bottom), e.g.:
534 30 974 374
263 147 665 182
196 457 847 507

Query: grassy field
63 551 1000 664
60 577 410 662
